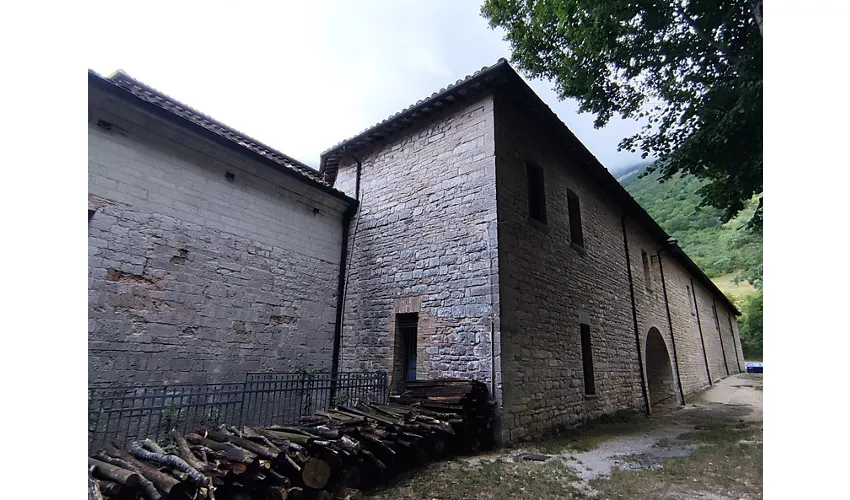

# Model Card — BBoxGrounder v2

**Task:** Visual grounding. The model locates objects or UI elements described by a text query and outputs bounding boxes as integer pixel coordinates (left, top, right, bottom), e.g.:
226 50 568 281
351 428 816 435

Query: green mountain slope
620 165 762 300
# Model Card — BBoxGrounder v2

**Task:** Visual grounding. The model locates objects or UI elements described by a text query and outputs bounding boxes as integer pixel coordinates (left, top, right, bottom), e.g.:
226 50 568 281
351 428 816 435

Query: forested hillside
620 164 763 359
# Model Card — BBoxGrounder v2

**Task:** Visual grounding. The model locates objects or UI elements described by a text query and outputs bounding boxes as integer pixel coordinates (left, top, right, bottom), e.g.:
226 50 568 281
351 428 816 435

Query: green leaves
482 0 762 225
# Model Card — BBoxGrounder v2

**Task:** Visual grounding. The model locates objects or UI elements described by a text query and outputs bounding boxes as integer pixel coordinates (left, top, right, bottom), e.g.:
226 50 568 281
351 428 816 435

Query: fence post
239 373 249 428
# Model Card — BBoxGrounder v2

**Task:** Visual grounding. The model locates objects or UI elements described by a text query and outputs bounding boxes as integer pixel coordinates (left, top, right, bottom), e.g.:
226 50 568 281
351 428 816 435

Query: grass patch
591 440 762 499
534 410 651 455
711 273 758 302
590 418 762 499
367 459 585 499
677 421 752 444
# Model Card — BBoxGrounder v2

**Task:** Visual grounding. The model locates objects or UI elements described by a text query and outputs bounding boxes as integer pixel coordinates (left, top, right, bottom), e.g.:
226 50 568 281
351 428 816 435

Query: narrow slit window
526 163 547 224
396 313 419 382
687 286 696 315
567 189 584 247
88 209 96 222
641 249 652 290
580 324 595 395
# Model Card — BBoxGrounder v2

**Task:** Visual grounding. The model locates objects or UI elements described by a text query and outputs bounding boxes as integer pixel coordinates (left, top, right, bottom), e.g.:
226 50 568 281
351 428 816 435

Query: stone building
88 59 744 444
320 60 744 444
87 70 356 384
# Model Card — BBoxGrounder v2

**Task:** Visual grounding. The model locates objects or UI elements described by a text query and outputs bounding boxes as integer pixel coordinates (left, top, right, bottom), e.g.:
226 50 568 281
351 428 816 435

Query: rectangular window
687 286 696 315
641 249 652 290
580 323 595 395
526 163 547 224
396 313 418 382
88 209 96 222
567 189 584 247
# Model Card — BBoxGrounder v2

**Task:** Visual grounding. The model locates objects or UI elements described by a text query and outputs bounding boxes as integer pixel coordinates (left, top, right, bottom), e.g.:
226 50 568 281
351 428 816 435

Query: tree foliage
482 0 763 225
738 285 762 359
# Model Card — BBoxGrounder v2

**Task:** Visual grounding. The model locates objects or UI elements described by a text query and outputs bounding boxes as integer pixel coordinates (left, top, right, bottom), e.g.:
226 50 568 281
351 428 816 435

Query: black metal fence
88 371 388 452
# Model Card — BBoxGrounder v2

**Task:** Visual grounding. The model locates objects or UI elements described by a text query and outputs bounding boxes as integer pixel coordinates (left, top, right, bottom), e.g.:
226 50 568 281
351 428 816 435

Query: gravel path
559 373 764 491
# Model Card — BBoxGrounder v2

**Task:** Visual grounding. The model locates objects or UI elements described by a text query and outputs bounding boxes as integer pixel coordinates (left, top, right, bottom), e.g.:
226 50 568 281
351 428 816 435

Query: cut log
199 426 279 459
128 440 211 488
186 433 258 464
170 429 214 473
94 450 162 500
88 458 140 488
141 438 167 454
95 479 122 497
88 476 103 500
242 427 284 454
262 429 313 446
304 426 341 440
104 443 181 495
301 458 332 489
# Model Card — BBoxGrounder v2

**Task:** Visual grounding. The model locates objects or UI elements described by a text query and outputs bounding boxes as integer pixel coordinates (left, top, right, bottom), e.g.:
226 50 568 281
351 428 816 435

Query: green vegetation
621 166 762 283
368 459 585 499
482 0 763 226
738 287 763 360
621 164 763 357
591 425 762 500
535 410 651 455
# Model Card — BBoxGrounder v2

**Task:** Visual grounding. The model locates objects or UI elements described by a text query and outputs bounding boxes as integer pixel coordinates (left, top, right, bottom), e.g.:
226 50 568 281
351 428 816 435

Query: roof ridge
320 58 509 157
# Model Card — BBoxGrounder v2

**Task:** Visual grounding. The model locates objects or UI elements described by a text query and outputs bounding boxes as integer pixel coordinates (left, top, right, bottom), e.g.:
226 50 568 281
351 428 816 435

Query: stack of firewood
393 379 495 450
87 392 493 500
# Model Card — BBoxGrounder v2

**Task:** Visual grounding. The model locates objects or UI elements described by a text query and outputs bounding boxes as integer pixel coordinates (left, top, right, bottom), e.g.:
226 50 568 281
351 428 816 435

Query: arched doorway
645 327 678 412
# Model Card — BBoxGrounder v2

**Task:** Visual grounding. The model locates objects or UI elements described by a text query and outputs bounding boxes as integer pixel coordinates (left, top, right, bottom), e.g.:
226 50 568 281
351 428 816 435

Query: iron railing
88 371 388 452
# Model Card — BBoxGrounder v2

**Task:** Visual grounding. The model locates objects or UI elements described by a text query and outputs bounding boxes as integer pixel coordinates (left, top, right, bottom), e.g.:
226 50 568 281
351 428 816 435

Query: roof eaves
88 70 356 205
496 71 740 315
319 58 511 183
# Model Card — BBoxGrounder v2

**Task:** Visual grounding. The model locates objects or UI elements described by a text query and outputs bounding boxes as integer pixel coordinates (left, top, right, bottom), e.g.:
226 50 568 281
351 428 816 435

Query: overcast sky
87 1 647 171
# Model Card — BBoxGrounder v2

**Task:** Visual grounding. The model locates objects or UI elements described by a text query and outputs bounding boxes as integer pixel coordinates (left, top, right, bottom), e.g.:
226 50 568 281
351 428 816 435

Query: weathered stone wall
492 89 742 443
693 281 732 383
334 95 501 400
493 90 645 443
88 86 349 385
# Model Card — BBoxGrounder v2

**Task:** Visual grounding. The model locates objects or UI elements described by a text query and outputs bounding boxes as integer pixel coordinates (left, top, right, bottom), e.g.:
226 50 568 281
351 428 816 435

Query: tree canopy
482 0 763 226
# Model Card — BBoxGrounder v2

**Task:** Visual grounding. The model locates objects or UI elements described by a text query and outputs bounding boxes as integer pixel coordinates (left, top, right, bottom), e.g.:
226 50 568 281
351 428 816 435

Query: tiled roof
94 69 330 186
317 59 740 315
319 59 510 181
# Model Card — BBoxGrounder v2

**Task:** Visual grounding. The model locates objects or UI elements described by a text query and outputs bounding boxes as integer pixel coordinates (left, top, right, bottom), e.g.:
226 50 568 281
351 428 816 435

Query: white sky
87 1 647 171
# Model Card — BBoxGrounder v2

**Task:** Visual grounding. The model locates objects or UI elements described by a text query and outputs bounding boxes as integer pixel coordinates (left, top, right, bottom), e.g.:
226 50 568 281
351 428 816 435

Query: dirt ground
368 373 763 500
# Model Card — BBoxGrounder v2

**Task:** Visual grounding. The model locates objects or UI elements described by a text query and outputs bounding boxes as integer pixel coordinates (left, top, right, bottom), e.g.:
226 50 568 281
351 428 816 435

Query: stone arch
645 327 677 412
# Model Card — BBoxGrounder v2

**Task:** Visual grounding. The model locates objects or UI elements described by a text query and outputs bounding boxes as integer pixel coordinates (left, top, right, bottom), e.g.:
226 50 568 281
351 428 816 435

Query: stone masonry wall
493 90 644 443
492 88 741 443
693 281 727 382
88 86 349 385
334 95 500 399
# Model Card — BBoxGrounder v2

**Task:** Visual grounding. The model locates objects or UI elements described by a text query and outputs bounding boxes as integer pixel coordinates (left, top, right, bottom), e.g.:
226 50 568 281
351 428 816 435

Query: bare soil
367 373 763 500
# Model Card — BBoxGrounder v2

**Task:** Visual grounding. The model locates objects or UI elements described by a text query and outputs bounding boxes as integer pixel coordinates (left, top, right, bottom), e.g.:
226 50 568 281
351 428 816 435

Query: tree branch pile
88 380 494 500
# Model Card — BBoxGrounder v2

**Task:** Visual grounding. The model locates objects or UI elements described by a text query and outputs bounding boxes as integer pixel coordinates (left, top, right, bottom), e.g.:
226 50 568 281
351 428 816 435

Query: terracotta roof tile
102 70 330 186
